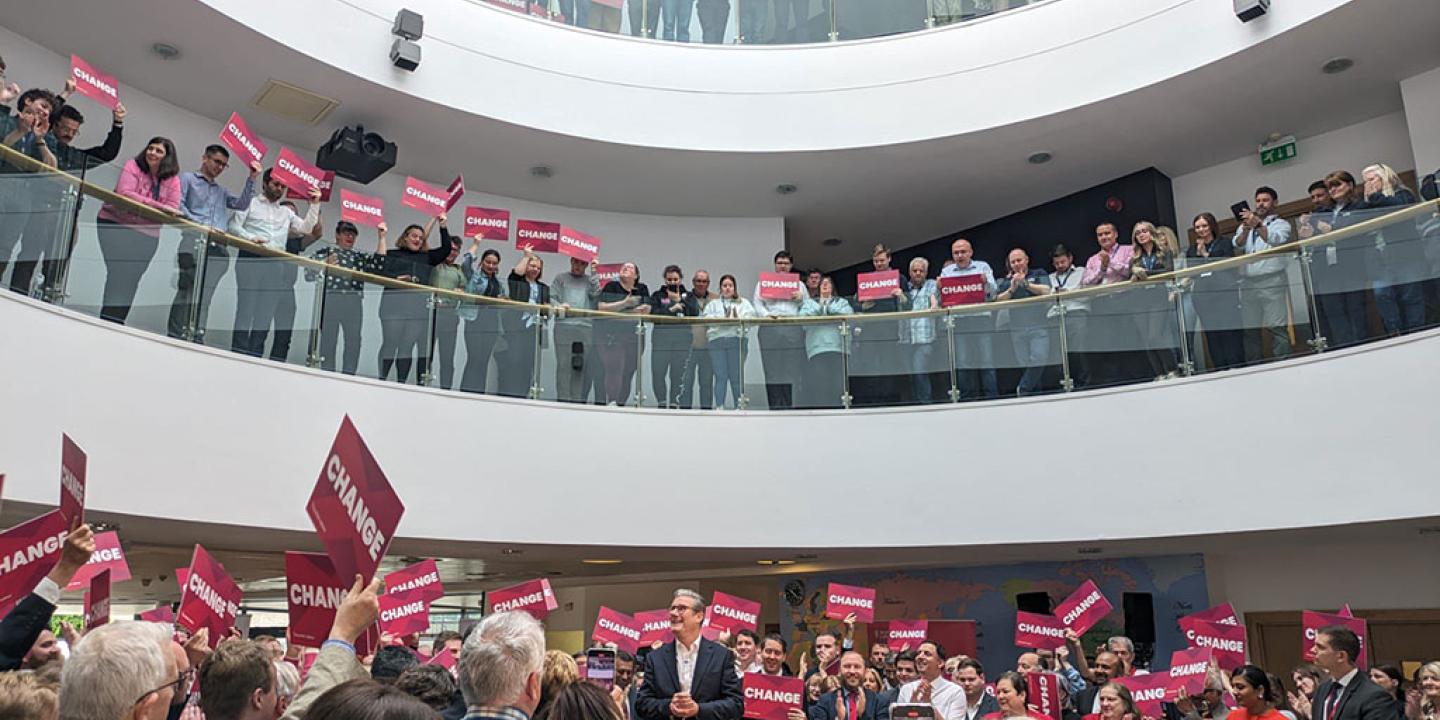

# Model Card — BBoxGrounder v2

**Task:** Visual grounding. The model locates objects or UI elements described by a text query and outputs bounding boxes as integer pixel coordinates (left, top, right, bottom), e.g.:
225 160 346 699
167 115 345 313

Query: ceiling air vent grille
251 79 340 126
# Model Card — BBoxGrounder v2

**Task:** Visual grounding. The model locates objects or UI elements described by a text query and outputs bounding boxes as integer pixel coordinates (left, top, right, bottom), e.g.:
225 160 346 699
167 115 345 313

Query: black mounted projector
316 125 397 184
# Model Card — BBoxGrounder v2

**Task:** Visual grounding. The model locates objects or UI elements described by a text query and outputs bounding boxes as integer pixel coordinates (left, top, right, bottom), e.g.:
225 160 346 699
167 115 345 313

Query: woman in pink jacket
95 136 180 324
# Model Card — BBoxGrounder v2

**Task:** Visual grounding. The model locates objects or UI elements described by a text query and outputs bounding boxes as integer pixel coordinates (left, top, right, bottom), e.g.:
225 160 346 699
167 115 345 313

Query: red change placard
708 591 761 633
592 606 642 654
1179 617 1245 670
66 530 132 590
743 673 804 720
59 434 86 529
403 176 450 215
386 559 443 605
635 609 672 647
757 272 802 301
1054 580 1113 635
446 175 465 212
274 147 326 196
0 510 68 616
487 578 558 619
70 55 119 109
464 207 510 242
939 275 988 307
427 644 457 676
379 592 430 636
340 189 386 228
1116 673 1171 716
515 220 561 253
1302 610 1368 669
178 545 242 648
825 583 876 623
1015 611 1067 651
1167 647 1213 697
856 270 901 302
83 569 111 630
306 416 404 585
1026 672 1063 720
287 170 334 202
486 0 528 12
887 619 928 652
558 227 601 263
220 112 268 166
1184 603 1239 626
286 551 348 647
138 605 175 623
594 263 624 286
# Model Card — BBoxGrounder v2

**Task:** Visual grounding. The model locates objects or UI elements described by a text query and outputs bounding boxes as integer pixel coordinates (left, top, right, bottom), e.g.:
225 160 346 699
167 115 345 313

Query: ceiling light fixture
581 559 623 565
1321 57 1354 75
531 165 554 178
1027 151 1053 165
776 184 798 195
151 43 181 61
756 559 796 566
1077 546 1103 555
500 548 523 555
821 238 842 247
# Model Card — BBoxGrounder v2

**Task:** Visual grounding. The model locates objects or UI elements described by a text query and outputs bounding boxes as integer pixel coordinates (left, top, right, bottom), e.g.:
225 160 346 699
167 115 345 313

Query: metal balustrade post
1298 246 1328 352
527 313 544 400
738 320 750 409
179 234 208 342
634 317 647 407
828 0 839 41
419 292 438 387
1056 298 1074 393
305 274 328 369
944 312 960 403
839 319 853 409
1172 280 1195 376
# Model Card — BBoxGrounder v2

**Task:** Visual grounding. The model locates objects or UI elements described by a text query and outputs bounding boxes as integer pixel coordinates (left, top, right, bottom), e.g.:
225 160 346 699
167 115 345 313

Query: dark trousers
599 327 640 404
267 270 299 363
378 291 429 383
1199 328 1244 370
553 323 597 403
628 0 661 36
1316 289 1369 349
232 251 285 357
96 221 159 325
697 0 730 42
9 204 68 296
651 336 693 408
461 318 502 394
757 324 804 409
319 292 364 375
499 324 539 398
1060 310 1091 389
682 343 714 408
804 351 844 408
430 306 460 389
557 0 590 26
167 238 230 342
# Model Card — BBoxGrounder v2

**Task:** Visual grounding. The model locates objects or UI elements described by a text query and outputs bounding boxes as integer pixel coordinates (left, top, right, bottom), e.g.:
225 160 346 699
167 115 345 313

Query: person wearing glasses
56 621 180 720
635 589 744 720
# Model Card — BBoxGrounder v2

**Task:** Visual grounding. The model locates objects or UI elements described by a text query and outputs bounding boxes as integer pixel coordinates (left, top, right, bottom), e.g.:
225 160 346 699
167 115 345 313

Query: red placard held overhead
273 147 326 196
445 175 465 211
1167 647 1213 697
138 605 176 623
286 551 349 647
1302 611 1368 669
1116 673 1171 716
219 112 268 166
83 569 111 630
1184 603 1239 626
66 530 132 590
635 609 673 647
594 263 624 286
707 591 761 633
59 434 86 528
69 55 120 109
306 416 404 585
1015 611 1067 651
1179 617 1246 670
378 592 430 636
287 170 334 202
824 583 876 623
515 220 561 253
1054 580 1113 635
757 272 802 301
939 275 988 307
557 227 601 263
177 545 242 648
1026 672 1063 720
0 510 68 616
856 270 902 302
464 207 510 242
385 559 443 605
403 176 450 215
340 189 386 228
592 607 642 654
886 619 929 652
487 578 558 619
743 673 804 720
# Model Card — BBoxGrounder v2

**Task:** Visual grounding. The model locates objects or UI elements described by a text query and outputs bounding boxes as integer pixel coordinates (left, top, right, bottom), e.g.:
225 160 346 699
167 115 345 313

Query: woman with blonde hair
1361 162 1426 335
1128 221 1178 379
537 649 581 717
1407 661 1440 720
0 672 58 720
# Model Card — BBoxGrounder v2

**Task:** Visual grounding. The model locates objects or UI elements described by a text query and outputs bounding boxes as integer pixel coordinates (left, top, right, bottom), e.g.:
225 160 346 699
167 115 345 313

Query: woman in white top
701 274 757 408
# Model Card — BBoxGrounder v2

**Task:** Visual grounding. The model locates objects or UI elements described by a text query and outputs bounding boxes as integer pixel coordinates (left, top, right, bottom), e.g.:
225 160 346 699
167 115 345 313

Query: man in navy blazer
808 651 890 720
1310 626 1398 720
636 589 744 720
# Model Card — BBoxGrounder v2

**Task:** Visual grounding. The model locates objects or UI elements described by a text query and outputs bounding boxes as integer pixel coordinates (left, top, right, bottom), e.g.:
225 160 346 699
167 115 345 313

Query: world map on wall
780 554 1209 674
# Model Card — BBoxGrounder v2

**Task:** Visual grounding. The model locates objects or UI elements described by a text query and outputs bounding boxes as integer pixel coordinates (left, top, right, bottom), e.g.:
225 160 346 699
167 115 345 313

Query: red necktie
848 692 859 720
1325 684 1343 720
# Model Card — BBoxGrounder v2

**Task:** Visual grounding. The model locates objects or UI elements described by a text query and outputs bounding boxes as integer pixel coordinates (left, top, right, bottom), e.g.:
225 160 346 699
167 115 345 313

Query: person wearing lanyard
1046 244 1090 389
1127 221 1177 380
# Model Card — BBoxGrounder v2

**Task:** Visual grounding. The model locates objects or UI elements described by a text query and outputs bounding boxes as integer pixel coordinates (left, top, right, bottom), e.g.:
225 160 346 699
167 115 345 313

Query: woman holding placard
376 215 453 384
987 672 1052 720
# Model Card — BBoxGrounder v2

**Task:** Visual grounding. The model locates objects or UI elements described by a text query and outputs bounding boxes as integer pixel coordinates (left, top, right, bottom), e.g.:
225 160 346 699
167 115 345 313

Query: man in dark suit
954 657 999 720
808 651 891 720
1071 650 1122 716
637 589 744 720
878 651 918 712
1310 626 1398 720
0 523 94 671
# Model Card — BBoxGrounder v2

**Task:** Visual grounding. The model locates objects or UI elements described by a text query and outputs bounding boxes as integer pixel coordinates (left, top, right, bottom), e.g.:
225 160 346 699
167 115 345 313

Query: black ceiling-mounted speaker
316 125 397 184
1122 592 1156 644
1233 0 1269 22
1017 592 1053 615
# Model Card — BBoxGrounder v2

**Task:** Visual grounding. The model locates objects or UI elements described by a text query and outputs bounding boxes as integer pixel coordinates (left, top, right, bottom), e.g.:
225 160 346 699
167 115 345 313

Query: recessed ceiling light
530 165 554 178
821 238 842 247
756 559 796 566
581 559 623 565
794 553 818 560
1027 152 1053 165
1077 546 1103 555
152 43 181 61
500 548 523 555
1321 57 1354 75
776 184 798 195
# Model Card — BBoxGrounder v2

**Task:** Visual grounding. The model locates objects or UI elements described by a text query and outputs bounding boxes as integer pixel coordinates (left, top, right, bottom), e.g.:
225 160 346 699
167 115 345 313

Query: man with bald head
994 247 1053 396
806 650 890 719
940 238 998 400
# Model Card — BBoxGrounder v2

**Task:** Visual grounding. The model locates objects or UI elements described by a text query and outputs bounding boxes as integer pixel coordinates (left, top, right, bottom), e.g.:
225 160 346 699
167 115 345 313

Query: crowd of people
2 558 1438 720
1 58 1438 410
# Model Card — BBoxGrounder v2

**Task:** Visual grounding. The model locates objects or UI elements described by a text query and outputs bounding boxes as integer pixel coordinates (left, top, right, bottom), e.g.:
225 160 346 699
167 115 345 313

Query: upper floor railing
2 141 1438 411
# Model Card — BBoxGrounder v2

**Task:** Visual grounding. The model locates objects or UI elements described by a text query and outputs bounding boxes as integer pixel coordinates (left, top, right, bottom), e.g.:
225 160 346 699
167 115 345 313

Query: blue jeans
558 0 589 27
1010 326 1049 396
739 0 766 42
661 0 693 40
709 337 743 408
906 342 934 403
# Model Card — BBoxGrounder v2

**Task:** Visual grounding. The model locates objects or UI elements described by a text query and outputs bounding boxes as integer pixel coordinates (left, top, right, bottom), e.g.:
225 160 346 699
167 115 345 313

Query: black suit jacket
971 692 1000 718
636 637 744 720
1074 686 1101 717
1313 675 1399 720
0 592 58 671
808 688 890 720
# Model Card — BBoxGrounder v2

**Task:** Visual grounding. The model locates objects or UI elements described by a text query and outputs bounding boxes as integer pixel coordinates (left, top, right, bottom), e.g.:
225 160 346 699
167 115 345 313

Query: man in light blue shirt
940 238 998 400
1232 185 1293 363
167 144 258 343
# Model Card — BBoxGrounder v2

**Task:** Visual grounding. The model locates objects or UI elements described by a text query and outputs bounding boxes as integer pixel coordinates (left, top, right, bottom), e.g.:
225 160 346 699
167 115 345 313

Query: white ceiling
1 0 1438 268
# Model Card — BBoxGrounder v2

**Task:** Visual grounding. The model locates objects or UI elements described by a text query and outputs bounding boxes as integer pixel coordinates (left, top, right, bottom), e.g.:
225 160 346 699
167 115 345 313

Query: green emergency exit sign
1259 135 1297 166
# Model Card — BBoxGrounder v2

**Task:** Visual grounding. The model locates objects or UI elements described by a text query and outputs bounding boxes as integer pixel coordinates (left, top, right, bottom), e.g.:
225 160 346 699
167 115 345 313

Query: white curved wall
200 0 1350 151
5 292 1438 549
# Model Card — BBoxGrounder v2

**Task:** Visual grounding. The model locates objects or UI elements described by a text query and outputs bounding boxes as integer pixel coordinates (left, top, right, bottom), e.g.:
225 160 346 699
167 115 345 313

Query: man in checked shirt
307 220 387 375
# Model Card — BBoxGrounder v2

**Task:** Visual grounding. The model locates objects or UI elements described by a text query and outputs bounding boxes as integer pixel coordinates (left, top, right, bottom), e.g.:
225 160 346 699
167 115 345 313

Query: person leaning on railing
700 274 756 409
375 213 453 384
1186 212 1243 370
596 261 651 405
94 136 181 326
1307 171 1371 349
899 256 940 404
1360 163 1424 336
797 275 853 409
307 220 387 375
0 87 58 294
1127 221 1178 380
994 247 1053 396
458 240 505 394
940 238 999 400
